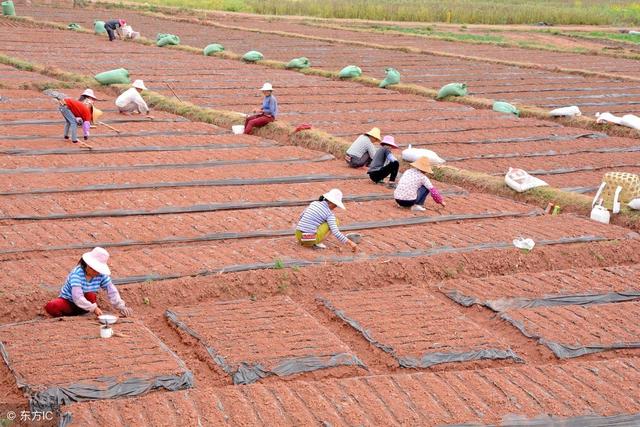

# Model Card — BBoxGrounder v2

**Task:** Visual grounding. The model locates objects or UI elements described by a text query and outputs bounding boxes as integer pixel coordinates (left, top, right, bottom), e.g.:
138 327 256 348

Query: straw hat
365 127 381 141
132 79 147 91
260 82 273 91
381 135 398 148
82 247 111 275
92 106 103 122
81 88 98 100
323 188 346 210
410 157 433 174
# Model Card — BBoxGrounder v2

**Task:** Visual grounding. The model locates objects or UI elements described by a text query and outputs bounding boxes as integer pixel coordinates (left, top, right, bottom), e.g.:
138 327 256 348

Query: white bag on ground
401 144 445 164
549 106 582 117
122 24 140 39
629 199 640 210
620 114 640 130
505 167 548 192
513 237 535 251
595 112 623 125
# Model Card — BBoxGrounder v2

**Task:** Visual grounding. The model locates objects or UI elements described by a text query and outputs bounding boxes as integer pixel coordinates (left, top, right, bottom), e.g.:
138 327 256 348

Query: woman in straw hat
394 157 446 212
244 82 277 134
44 247 133 318
296 189 358 251
367 134 399 188
116 79 152 117
57 88 98 149
345 127 381 168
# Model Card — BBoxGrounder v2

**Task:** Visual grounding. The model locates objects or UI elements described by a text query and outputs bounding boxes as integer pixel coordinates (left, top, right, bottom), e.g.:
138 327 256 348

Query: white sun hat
132 79 147 90
259 82 273 91
81 88 98 100
323 188 346 210
82 247 111 276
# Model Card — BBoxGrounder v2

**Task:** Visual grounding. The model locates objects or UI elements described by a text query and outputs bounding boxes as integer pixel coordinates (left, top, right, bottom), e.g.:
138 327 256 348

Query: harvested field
318 286 521 368
61 357 640 426
502 301 640 358
2 8 640 426
167 296 366 384
0 317 192 411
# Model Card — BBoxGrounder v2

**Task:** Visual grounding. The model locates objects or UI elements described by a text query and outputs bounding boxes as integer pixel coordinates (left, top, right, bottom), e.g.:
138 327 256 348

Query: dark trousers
244 114 274 134
346 152 372 168
395 186 429 207
368 161 399 183
105 25 116 41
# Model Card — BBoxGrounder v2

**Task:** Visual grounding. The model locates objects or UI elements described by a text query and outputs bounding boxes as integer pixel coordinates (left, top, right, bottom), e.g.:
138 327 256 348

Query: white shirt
115 87 149 114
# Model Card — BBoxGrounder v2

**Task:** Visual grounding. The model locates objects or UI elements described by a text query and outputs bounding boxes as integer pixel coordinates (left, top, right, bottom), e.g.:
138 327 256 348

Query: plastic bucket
2 1 16 16
100 326 113 338
232 125 244 134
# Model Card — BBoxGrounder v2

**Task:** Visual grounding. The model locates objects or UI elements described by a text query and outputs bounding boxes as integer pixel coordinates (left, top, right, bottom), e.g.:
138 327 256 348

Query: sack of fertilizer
595 112 623 125
203 43 224 56
549 106 581 117
493 101 519 116
157 34 180 47
286 57 310 69
620 114 640 130
338 65 362 79
505 167 548 192
402 144 445 164
437 82 467 99
242 51 264 62
379 67 400 88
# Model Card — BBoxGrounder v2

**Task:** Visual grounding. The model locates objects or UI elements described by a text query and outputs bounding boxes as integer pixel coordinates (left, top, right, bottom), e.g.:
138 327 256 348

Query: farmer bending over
368 135 399 188
345 127 380 168
116 79 152 117
295 189 357 252
56 88 98 149
244 82 277 134
44 247 133 318
104 19 125 41
394 157 446 212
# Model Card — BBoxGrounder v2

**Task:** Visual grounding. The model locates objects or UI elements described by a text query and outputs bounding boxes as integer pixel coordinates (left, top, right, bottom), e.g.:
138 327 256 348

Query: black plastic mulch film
4 206 532 256
0 153 335 175
0 130 228 141
108 236 610 286
449 413 640 427
446 145 640 162
0 320 193 414
164 310 366 385
316 297 523 368
500 312 640 359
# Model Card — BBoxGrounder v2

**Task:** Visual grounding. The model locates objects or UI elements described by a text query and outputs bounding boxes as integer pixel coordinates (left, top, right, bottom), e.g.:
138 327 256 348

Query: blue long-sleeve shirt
262 95 278 117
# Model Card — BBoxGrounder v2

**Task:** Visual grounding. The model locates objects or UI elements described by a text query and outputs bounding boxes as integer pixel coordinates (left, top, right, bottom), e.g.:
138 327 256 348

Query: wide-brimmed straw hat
365 127 381 141
81 88 98 100
82 247 111 276
132 79 147 90
260 82 273 91
323 188 346 210
410 157 433 174
381 135 398 148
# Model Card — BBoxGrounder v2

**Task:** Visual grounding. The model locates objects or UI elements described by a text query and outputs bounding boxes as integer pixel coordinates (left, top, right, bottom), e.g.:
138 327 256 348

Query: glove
119 306 133 317
84 136 88 141
76 118 83 125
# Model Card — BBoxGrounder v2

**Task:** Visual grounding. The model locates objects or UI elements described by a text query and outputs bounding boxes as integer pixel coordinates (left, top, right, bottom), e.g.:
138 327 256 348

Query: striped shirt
59 265 113 300
394 168 435 201
296 200 348 243
346 134 377 159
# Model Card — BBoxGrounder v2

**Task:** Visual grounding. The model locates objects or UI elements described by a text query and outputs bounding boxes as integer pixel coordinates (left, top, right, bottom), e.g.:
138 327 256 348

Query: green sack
94 20 106 34
157 34 180 47
2 1 16 16
67 23 82 31
493 101 520 116
242 50 264 62
94 68 131 85
379 67 400 88
285 57 310 69
338 65 362 79
203 43 224 56
156 33 169 41
437 82 468 99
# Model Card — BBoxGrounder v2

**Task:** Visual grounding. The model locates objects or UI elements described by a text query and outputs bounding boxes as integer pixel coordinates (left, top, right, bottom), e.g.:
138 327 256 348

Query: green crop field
126 0 640 25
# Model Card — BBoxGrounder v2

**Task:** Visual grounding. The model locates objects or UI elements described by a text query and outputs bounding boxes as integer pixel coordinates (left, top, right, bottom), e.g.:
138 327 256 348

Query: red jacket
64 99 92 122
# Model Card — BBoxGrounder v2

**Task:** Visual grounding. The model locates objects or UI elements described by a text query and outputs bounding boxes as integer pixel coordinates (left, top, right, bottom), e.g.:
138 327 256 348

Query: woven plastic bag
401 145 445 164
94 68 130 85
338 65 362 78
242 51 264 62
437 83 467 99
379 67 400 88
203 43 224 56
94 20 106 34
549 106 581 117
157 34 180 47
286 57 310 69
493 101 519 116
505 167 548 192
